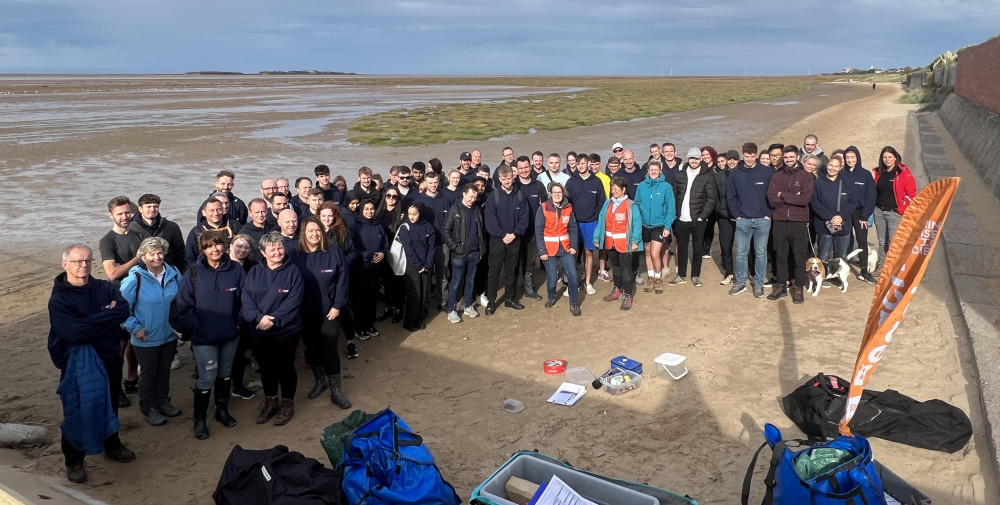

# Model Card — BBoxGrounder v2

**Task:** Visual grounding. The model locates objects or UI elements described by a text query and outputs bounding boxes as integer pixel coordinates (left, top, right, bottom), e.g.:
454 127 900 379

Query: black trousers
702 212 718 253
302 313 342 374
850 208 871 271
487 236 521 304
380 264 404 310
250 336 299 399
61 357 124 467
672 220 708 277
718 218 736 277
772 220 809 287
608 250 635 295
132 342 176 415
402 266 430 324
517 229 540 286
351 268 380 331
231 325 251 388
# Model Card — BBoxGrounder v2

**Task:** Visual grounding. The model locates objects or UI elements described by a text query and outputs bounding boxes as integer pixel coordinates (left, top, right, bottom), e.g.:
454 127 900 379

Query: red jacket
873 163 917 215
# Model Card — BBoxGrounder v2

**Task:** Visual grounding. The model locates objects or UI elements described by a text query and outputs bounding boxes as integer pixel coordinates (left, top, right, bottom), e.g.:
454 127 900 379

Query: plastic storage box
599 368 642 395
475 452 658 505
653 353 688 380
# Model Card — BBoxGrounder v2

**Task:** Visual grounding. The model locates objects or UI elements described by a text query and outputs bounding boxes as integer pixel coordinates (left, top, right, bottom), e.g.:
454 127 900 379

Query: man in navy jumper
414 171 455 309
484 165 529 314
727 142 774 298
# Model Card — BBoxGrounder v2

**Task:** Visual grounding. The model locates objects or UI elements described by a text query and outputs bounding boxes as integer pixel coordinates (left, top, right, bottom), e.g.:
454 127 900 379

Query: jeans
543 252 579 305
873 207 902 267
192 337 239 390
734 217 771 284
448 253 480 311
817 233 851 263
133 341 177 414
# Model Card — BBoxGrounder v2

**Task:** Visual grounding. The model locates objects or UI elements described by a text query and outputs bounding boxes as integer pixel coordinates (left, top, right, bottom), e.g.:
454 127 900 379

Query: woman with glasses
227 234 257 400
375 188 405 325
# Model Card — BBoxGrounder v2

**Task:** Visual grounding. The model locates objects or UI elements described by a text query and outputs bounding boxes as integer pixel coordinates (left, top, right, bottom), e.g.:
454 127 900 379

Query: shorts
578 221 598 250
642 225 665 244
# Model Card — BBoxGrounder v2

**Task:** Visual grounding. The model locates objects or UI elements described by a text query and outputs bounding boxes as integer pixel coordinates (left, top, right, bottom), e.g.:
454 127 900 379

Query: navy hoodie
565 174 607 223
620 167 647 199
174 256 246 346
484 186 529 239
726 161 774 219
843 146 877 219
811 173 858 236
48 274 129 370
295 247 350 316
352 215 389 270
241 257 304 340
414 191 454 245
184 217 242 266
398 220 436 271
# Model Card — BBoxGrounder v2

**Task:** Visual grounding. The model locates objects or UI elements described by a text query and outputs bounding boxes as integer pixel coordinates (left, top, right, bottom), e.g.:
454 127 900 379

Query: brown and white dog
806 249 863 296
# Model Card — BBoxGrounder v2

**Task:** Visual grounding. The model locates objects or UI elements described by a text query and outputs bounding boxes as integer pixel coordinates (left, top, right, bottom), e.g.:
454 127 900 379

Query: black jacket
672 164 719 222
712 167 733 219
442 202 485 260
130 214 187 270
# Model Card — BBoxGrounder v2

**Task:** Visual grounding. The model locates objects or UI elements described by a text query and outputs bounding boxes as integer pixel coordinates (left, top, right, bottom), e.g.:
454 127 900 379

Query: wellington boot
307 366 328 399
213 377 237 427
193 388 211 440
328 375 352 409
273 398 294 426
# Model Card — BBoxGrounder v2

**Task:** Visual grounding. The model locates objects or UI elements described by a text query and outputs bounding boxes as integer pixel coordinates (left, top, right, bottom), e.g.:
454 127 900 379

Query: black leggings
251 337 299 399
608 249 635 295
351 268 380 331
302 314 343 374
231 326 251 388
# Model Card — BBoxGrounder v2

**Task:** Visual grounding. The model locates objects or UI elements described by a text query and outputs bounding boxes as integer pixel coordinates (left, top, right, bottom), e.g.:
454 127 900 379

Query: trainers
144 408 167 426
67 463 87 483
104 444 136 463
232 386 256 399
598 270 611 282
667 275 686 285
619 294 633 311
158 402 181 417
357 329 372 341
544 298 557 308
792 287 805 304
170 355 182 370
692 277 703 287
447 311 462 323
766 285 788 300
478 293 489 307
763 277 776 288
118 392 131 408
464 306 479 318
720 274 733 285
346 342 359 359
366 326 380 338
821 280 831 288
753 285 765 298
603 288 623 302
728 282 747 295
858 272 876 284
634 274 644 285
122 379 138 394
585 283 596 295
702 254 712 259
569 304 581 316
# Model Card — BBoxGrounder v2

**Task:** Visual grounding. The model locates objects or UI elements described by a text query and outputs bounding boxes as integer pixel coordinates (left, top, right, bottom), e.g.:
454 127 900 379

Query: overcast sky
2 0 998 75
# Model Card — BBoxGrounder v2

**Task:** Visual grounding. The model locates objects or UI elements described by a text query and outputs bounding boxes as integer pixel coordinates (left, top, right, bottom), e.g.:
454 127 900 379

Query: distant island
185 70 357 76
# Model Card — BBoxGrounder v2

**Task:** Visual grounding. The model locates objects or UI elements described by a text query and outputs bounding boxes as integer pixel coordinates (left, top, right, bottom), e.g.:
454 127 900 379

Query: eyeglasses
66 259 93 265
262 186 277 191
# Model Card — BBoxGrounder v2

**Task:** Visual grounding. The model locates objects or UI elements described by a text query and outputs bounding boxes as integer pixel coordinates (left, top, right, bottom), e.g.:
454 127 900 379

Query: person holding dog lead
811 157 858 277
766 145 814 304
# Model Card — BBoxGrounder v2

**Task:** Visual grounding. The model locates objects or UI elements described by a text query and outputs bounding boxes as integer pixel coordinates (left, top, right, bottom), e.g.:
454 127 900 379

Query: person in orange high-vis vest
535 182 581 316
592 177 644 310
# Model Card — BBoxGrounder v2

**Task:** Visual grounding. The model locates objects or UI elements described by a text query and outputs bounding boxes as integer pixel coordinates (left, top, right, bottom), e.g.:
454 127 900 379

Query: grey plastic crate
477 452 659 505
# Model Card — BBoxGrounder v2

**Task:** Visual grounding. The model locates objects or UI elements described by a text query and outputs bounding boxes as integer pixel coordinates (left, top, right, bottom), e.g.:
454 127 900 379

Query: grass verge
348 76 818 147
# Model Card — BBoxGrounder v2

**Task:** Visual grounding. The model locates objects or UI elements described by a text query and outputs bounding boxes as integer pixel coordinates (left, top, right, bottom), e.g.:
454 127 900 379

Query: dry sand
0 79 994 504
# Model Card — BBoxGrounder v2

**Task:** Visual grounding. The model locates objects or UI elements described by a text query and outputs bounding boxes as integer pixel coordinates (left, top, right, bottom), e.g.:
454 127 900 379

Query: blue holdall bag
741 423 886 505
341 408 460 505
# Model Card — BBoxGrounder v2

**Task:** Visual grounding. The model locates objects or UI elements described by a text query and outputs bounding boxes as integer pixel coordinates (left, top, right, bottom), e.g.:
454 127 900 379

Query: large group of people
47 135 917 483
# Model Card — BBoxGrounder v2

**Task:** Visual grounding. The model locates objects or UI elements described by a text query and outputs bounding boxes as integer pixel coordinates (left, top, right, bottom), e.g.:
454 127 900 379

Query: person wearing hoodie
799 134 830 174
535 182 581 315
669 150 716 288
766 145 815 304
174 231 245 439
294 218 352 409
872 146 917 271
352 166 382 208
811 157 859 266
225 234 257 400
843 146 877 283
49 244 135 484
727 142 774 298
398 202 436 331
713 150 740 285
241 231 304 427
635 160 677 292
415 171 456 310
699 146 720 262
350 200 390 338
375 187 406 324
565 155 607 295
483 164 530 315
184 197 242 266
118 237 182 427
317 201 360 360
593 177 643 310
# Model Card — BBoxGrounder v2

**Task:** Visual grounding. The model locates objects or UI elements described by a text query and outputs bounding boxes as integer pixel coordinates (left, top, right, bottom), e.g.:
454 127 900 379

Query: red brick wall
956 37 1000 114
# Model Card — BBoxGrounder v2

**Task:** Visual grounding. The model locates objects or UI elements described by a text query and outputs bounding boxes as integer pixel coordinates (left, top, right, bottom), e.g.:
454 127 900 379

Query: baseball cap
611 142 624 151
460 152 472 161
726 149 740 160
686 147 702 159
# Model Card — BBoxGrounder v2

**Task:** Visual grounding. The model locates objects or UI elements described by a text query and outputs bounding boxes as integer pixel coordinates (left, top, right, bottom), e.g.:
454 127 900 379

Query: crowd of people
47 135 917 483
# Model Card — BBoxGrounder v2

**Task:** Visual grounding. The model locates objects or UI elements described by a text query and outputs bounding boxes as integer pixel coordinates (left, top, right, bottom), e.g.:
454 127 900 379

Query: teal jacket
634 173 676 228
119 263 181 347
593 198 644 252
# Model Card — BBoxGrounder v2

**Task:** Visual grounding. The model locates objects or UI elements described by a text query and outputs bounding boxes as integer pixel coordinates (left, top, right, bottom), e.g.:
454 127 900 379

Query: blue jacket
634 174 677 228
58 345 119 455
48 274 129 371
414 191 454 246
565 175 607 223
727 162 774 219
811 174 858 236
241 258 304 340
398 220 436 271
844 145 876 219
295 247 350 316
484 187 529 239
352 216 390 270
592 199 644 252
119 263 181 347
174 256 246 346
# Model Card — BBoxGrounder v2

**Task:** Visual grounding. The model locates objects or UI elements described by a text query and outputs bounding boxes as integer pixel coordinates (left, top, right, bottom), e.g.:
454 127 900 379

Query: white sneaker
720 274 733 285
702 254 712 259
635 274 644 285
478 293 489 307
585 283 596 295
448 311 462 323
170 355 182 370
464 306 480 318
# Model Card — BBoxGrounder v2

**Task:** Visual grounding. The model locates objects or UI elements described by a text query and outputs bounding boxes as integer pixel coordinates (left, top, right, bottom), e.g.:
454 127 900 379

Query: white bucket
653 352 688 380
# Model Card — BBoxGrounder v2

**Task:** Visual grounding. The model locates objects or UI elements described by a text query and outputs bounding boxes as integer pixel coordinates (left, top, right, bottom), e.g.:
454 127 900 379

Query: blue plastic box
611 355 642 374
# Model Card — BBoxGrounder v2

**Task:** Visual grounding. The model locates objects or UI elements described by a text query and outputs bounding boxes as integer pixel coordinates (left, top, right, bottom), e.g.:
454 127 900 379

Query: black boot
214 377 237 427
328 374 352 409
193 388 211 440
307 366 328 399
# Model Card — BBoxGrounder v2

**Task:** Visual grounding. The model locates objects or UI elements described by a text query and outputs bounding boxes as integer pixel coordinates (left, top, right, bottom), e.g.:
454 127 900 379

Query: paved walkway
918 110 1000 491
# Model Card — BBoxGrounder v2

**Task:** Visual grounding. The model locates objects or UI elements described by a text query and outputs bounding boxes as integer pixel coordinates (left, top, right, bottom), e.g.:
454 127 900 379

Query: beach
0 76 993 504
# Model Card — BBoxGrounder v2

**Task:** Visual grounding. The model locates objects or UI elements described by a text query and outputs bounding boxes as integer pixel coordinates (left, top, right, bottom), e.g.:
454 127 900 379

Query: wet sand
0 77 993 504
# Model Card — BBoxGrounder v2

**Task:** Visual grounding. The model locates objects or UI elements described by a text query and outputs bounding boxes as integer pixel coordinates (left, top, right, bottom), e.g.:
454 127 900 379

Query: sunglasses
613 148 623 153
385 194 399 199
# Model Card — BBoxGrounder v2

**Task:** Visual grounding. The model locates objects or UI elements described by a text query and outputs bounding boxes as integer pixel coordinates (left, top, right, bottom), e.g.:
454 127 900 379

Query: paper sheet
532 475 597 505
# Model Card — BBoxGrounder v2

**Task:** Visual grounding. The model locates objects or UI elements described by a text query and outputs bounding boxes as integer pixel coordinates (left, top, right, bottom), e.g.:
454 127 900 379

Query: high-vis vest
605 201 630 252
541 201 573 256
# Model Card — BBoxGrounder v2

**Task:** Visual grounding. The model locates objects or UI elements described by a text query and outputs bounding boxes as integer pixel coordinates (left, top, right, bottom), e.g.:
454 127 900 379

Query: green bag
320 409 377 467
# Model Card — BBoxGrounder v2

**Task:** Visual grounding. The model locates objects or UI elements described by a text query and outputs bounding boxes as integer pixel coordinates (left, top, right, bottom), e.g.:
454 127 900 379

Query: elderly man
49 244 136 483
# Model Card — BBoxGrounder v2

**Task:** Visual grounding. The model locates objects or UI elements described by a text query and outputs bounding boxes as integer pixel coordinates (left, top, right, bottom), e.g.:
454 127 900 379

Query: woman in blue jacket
294 218 352 409
811 157 858 264
174 231 246 439
593 177 644 310
119 237 182 427
351 200 389 340
397 202 436 332
241 231 304 426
